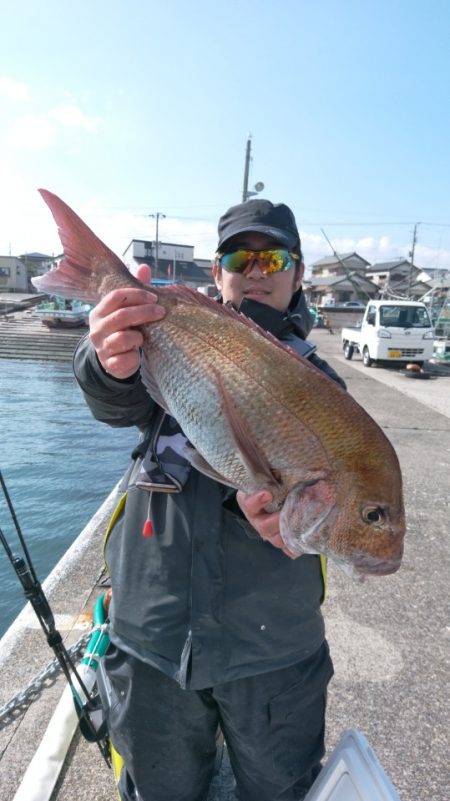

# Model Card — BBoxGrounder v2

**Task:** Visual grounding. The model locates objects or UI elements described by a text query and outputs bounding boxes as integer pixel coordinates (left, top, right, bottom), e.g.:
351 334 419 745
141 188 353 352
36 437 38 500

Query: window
380 305 431 328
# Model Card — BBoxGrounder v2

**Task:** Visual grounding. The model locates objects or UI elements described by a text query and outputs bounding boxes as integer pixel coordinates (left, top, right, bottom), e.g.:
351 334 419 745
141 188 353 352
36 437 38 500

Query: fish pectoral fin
279 478 338 555
140 352 171 414
215 371 280 490
184 445 239 488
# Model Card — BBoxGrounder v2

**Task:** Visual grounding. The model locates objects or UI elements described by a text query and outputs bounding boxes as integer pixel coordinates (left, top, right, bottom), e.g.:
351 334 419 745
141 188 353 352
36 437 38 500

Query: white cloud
78 207 217 264
1 103 101 151
48 104 101 132
0 166 62 256
1 179 449 277
301 231 450 274
3 114 55 150
379 236 391 253
0 77 29 101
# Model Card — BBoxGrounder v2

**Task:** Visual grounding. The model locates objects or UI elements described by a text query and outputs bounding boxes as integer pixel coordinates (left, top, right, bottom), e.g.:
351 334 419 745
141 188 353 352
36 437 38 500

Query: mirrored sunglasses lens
260 250 292 273
220 249 295 274
221 251 250 273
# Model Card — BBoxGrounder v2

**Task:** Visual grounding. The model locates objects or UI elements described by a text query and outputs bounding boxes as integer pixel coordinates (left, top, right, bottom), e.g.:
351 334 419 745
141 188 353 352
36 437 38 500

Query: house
20 252 57 291
0 256 28 292
311 252 371 279
419 272 450 327
307 252 374 305
305 272 378 307
415 267 450 286
364 259 426 297
122 240 212 287
194 258 214 283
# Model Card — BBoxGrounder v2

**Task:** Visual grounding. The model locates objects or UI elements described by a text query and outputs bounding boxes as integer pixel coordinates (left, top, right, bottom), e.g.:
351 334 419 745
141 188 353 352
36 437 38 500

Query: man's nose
245 258 265 277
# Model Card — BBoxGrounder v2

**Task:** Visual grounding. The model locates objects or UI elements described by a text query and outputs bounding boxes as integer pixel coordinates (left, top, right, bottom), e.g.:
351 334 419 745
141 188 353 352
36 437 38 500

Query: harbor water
0 358 137 636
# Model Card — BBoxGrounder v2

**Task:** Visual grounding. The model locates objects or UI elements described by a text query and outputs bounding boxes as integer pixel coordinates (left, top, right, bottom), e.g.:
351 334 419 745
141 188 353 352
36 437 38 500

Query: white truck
341 300 434 367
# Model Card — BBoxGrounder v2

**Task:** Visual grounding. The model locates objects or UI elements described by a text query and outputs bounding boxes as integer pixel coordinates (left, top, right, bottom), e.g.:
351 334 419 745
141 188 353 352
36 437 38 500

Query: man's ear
212 262 222 291
294 262 305 292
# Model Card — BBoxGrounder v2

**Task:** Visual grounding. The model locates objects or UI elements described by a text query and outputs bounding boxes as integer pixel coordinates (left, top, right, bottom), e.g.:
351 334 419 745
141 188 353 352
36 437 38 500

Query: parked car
343 301 366 307
341 300 434 367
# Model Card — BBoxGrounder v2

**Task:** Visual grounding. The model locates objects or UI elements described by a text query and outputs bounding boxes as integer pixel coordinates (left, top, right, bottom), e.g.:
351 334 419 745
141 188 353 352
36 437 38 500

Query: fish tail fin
32 189 131 303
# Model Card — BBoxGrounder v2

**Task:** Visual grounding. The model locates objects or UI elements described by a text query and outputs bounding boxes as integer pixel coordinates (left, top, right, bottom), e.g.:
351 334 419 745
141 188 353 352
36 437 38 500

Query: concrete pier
0 308 88 361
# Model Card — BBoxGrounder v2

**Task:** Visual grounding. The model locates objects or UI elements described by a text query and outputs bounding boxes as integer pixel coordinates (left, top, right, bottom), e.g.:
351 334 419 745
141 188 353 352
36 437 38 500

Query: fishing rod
0 470 110 767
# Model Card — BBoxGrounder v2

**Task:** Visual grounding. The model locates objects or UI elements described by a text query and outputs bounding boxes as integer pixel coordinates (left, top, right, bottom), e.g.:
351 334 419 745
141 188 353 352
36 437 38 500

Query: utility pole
241 135 264 202
148 212 166 279
408 222 420 299
242 136 252 202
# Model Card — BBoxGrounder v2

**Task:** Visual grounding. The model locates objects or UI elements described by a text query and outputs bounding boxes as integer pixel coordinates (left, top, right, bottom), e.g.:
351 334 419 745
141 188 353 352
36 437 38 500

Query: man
73 199 345 801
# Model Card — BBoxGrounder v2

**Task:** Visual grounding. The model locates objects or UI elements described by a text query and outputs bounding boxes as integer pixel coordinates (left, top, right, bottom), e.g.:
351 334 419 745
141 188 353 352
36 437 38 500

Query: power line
80 210 450 228
299 220 450 228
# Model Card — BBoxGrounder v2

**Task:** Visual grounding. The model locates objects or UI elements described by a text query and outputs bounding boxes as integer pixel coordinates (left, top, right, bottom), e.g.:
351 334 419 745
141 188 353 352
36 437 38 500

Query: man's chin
242 292 271 302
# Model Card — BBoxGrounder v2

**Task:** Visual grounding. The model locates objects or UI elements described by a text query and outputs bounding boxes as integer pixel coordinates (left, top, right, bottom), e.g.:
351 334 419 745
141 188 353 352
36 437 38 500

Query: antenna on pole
407 222 420 299
242 135 264 202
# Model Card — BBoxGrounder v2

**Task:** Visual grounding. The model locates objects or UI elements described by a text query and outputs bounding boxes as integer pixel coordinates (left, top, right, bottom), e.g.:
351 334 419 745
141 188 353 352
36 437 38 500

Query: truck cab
341 301 434 367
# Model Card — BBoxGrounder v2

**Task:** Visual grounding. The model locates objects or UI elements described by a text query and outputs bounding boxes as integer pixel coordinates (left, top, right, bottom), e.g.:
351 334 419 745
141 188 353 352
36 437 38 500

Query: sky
1 0 450 278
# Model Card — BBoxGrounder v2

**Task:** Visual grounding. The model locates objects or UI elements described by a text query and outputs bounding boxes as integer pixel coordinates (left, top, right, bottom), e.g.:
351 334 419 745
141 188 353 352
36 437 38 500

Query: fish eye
362 507 384 524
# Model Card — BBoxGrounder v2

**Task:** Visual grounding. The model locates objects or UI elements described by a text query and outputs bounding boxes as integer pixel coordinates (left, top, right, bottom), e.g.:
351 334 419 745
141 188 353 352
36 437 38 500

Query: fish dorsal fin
158 287 332 383
32 189 135 303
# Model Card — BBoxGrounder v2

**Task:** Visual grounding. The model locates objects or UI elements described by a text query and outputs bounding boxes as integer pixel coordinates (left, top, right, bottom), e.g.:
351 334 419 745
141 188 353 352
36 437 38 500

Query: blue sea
0 358 138 637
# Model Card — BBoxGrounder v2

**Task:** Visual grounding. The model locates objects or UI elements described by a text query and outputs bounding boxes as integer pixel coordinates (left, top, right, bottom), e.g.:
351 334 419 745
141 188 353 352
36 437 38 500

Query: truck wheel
344 342 354 360
363 347 373 367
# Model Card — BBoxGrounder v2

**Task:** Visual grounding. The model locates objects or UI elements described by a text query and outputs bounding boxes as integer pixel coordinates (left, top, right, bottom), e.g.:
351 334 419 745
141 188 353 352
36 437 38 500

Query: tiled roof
308 271 377 289
311 252 370 267
366 260 412 273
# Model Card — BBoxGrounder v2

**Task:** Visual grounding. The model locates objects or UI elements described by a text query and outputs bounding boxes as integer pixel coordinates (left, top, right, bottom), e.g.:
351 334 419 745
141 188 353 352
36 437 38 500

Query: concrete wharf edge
0 329 449 801
0 308 88 361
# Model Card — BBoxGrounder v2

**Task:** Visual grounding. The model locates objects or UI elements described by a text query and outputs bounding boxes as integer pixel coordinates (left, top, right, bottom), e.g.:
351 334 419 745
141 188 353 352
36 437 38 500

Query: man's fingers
89 301 165 347
135 263 152 284
93 287 160 317
98 329 144 358
101 349 141 379
237 490 273 516
236 489 299 559
102 302 165 333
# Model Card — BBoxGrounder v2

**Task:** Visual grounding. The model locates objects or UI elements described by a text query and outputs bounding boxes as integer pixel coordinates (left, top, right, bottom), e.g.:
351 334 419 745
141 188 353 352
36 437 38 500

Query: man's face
212 232 304 312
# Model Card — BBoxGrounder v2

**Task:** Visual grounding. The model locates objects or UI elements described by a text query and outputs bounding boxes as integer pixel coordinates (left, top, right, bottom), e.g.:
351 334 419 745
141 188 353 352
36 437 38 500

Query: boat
35 299 91 329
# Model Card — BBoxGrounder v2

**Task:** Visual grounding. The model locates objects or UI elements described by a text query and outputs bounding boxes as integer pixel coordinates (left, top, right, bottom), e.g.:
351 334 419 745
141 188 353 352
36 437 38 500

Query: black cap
217 199 301 254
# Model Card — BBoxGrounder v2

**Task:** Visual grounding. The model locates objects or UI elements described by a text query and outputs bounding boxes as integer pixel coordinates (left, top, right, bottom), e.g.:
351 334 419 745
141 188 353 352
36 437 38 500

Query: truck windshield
379 305 432 328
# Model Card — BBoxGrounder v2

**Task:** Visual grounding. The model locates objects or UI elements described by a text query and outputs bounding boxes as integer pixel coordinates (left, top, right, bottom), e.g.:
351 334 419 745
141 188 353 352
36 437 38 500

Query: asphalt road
311 329 449 801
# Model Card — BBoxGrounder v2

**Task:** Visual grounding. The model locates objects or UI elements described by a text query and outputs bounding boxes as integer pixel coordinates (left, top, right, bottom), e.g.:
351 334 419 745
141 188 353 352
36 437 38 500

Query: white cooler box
304 730 401 801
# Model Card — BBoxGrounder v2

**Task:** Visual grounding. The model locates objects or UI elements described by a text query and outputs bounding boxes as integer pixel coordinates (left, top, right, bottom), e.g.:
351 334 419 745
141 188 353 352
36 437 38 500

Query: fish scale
32 188 406 578
140 304 329 493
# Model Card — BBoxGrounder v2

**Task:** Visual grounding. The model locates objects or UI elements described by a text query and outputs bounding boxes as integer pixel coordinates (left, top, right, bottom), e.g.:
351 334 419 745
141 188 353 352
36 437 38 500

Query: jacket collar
218 288 313 341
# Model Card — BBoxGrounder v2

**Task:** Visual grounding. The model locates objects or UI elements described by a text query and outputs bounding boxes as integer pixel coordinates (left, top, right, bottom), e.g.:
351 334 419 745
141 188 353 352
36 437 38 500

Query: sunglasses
215 248 299 275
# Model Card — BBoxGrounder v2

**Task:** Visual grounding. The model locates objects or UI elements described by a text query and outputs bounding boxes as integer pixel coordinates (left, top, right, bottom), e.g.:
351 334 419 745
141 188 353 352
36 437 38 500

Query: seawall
0 308 88 361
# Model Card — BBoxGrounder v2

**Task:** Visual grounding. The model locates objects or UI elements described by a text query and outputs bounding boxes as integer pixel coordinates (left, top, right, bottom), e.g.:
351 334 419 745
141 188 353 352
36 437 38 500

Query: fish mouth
345 549 404 577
